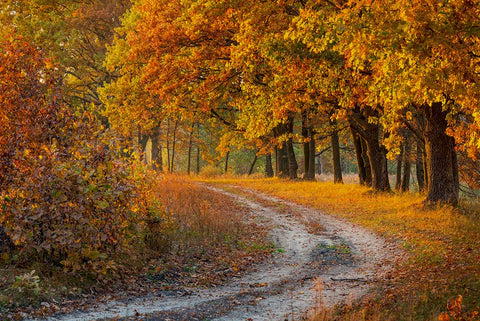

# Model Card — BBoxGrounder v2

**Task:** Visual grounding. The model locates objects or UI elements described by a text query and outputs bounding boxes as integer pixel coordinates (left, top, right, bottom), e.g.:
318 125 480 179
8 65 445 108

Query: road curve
33 185 403 321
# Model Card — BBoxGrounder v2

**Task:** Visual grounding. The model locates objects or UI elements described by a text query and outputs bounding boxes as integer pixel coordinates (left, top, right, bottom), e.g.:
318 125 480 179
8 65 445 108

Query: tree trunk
416 140 425 192
302 111 315 180
286 116 298 179
307 131 316 180
350 108 389 191
330 120 343 184
286 138 298 179
170 120 178 173
224 150 230 174
395 146 403 190
361 138 372 186
166 120 171 172
248 153 258 175
187 123 195 175
275 142 289 178
401 136 411 192
196 123 201 174
365 135 390 191
351 127 367 185
196 145 201 174
424 102 459 205
266 154 274 177
150 126 163 171
274 147 279 176
138 130 149 164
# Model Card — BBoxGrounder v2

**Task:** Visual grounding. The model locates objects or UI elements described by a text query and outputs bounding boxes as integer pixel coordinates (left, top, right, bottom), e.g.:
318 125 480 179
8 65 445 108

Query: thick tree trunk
424 102 459 205
361 138 372 186
150 126 163 171
351 127 367 185
330 120 343 184
395 146 403 190
350 108 389 191
416 140 425 192
364 128 390 191
286 138 298 179
401 136 411 192
266 154 274 177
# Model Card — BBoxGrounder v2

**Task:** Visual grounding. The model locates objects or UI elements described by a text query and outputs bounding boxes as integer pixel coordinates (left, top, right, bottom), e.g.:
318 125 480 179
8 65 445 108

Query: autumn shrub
0 33 146 273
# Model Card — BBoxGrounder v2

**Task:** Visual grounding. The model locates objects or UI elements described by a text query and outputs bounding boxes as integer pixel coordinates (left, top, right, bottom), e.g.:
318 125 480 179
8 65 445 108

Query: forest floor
22 182 402 321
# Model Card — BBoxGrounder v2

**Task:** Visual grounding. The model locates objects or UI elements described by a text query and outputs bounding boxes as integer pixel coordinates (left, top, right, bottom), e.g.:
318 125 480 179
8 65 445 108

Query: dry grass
201 176 480 321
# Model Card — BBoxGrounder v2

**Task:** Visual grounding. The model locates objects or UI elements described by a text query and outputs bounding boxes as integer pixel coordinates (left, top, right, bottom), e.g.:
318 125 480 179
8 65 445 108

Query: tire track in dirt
33 185 404 321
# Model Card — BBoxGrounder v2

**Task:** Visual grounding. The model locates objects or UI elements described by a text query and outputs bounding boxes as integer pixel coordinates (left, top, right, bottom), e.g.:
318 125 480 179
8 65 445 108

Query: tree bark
416 140 425 192
307 131 316 180
301 111 315 180
424 102 459 205
364 127 390 191
170 120 178 173
286 138 298 179
138 129 149 164
395 146 403 190
273 123 289 178
266 154 274 177
224 150 230 174
187 122 195 175
330 120 343 184
248 153 258 175
196 123 201 174
349 108 389 191
361 138 372 186
401 136 411 192
286 116 298 179
351 126 367 185
150 126 163 171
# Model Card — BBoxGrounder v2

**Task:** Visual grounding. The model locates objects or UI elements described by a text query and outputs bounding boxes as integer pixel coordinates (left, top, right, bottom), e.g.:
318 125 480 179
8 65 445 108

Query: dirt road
35 185 402 321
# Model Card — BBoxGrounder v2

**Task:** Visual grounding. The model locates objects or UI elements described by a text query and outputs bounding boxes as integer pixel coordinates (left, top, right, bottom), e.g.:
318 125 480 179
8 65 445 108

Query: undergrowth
202 177 480 321
0 173 271 319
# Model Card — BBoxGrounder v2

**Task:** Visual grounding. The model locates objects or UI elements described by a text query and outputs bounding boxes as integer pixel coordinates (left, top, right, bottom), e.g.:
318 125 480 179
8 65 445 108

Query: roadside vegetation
0 173 271 319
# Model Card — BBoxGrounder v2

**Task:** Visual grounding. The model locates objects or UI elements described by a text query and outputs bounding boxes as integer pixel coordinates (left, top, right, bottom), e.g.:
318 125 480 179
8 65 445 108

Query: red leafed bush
0 33 146 272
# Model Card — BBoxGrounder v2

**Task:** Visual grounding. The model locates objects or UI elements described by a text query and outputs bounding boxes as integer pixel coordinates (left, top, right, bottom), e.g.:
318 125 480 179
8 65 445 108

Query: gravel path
32 185 403 321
